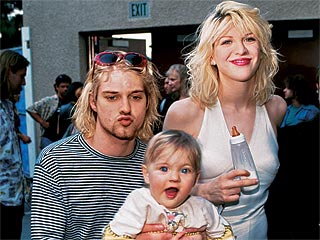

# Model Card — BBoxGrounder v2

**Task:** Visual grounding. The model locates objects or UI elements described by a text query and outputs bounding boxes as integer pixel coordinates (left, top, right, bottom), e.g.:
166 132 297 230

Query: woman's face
212 25 261 83
166 69 181 93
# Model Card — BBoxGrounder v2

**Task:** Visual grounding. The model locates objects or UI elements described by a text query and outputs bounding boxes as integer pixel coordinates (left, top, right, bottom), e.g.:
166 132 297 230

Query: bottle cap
230 133 245 144
230 126 245 144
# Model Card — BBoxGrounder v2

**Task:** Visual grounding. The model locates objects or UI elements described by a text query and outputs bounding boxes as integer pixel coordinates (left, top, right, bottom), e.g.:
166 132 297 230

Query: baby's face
143 150 199 209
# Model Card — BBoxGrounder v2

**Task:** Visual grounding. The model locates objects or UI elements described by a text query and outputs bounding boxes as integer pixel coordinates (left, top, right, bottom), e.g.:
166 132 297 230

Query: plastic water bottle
230 126 259 192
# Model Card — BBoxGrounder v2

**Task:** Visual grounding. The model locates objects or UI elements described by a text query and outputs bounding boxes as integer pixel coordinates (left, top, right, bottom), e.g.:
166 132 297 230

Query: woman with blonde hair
163 1 287 239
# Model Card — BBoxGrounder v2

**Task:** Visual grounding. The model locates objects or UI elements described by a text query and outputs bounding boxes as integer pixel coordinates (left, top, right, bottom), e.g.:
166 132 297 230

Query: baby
103 130 234 239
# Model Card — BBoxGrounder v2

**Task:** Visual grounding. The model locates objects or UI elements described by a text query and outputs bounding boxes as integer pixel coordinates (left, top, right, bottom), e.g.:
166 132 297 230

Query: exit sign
129 1 149 19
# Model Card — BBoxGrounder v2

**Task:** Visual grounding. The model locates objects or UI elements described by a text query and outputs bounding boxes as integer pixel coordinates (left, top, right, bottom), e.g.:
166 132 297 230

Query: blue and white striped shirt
31 133 146 239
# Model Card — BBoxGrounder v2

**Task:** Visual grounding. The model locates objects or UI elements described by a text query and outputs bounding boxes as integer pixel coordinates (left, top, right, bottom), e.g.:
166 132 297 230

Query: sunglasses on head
94 51 147 68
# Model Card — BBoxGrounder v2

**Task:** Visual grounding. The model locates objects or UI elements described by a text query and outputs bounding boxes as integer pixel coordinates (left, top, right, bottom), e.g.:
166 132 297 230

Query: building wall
22 0 319 155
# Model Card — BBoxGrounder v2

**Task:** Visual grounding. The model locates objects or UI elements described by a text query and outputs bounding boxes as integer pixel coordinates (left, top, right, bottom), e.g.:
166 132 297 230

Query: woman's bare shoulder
266 95 287 127
163 98 203 137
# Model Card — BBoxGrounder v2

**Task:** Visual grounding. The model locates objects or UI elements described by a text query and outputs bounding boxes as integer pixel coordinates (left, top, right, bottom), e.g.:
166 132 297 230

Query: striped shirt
31 133 146 240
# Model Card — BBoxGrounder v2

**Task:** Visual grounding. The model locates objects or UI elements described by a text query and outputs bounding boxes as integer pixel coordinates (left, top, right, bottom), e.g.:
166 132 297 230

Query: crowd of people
1 1 319 239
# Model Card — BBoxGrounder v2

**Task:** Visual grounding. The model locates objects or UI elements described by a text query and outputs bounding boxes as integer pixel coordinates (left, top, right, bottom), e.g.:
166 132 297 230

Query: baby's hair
144 129 201 172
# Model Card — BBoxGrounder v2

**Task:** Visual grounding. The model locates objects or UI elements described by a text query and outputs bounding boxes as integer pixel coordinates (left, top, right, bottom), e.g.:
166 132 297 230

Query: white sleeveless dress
197 100 279 240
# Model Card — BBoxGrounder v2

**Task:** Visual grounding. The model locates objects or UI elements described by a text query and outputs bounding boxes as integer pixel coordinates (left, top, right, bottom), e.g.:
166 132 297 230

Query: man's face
90 69 147 141
56 82 70 100
9 67 27 95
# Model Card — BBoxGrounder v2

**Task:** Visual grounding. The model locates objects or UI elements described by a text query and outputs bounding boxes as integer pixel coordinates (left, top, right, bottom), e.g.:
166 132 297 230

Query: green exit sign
129 1 149 19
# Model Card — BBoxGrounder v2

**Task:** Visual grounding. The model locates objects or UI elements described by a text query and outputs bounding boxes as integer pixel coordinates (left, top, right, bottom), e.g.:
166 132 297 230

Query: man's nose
120 98 131 114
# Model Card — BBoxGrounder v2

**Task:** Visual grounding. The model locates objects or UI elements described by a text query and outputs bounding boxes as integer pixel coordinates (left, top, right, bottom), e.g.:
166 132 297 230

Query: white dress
197 100 279 240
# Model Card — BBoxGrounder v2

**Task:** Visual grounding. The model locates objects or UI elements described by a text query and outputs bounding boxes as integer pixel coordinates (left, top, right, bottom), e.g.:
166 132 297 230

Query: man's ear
142 164 150 184
89 93 97 112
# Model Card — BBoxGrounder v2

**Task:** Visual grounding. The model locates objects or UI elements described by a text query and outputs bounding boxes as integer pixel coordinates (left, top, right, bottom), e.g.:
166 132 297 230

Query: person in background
103 129 234 240
154 64 189 133
162 1 287 239
0 49 30 239
160 64 189 117
60 81 84 137
31 51 164 239
26 74 72 149
267 73 319 239
11 93 33 214
280 73 319 127
158 77 172 115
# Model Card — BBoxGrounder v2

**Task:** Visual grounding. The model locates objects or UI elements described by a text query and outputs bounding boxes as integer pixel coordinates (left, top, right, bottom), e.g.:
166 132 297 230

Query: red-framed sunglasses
94 51 147 68
91 52 148 79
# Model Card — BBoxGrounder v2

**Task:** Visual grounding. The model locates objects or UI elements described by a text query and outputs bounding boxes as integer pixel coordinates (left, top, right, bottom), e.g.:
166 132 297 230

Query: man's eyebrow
101 89 145 94
101 90 118 94
131 89 145 94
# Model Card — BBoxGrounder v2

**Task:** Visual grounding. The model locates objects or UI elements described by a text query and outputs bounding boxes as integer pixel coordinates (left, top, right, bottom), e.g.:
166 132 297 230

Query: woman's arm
192 170 257 205
164 98 258 205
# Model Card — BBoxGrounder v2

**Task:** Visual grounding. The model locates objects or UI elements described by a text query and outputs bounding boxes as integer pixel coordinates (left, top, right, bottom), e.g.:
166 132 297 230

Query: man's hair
54 74 72 87
66 81 83 103
73 56 161 142
285 74 318 105
0 50 29 100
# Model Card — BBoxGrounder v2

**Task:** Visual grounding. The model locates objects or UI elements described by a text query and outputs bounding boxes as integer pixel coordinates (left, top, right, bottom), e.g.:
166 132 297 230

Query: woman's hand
136 224 206 240
194 169 259 205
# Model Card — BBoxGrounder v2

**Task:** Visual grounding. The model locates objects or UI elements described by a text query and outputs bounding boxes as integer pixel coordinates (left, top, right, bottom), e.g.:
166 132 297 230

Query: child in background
102 130 234 239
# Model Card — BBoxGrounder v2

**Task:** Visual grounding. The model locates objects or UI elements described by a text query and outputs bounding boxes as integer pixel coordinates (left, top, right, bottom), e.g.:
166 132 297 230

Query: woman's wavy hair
73 51 161 142
185 0 280 108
